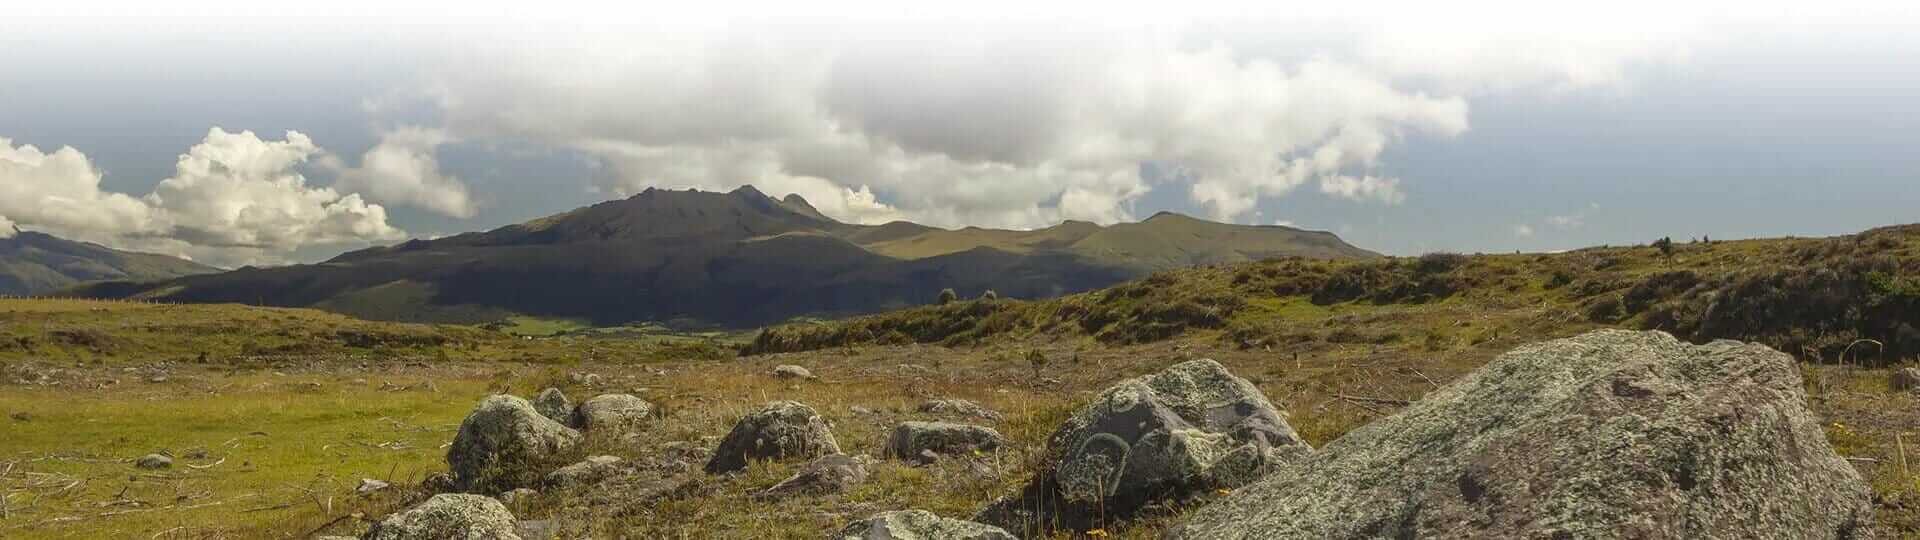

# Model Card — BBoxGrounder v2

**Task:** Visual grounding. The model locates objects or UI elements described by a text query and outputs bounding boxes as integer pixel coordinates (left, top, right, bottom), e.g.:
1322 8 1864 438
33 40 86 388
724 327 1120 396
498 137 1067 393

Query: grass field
4 225 1920 538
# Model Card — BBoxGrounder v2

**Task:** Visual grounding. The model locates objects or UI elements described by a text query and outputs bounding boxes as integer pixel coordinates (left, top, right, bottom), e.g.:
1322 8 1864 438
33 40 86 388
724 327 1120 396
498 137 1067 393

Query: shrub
980 290 999 301
936 288 958 305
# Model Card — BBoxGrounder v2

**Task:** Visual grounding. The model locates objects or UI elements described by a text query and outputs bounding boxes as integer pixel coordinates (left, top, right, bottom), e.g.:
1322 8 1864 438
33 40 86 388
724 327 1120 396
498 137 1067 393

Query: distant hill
70 186 1376 327
0 230 218 296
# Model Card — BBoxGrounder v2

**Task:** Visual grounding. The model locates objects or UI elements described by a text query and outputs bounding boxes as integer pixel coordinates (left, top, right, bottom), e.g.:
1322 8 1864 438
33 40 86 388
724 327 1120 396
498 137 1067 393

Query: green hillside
69 186 1375 327
0 231 217 296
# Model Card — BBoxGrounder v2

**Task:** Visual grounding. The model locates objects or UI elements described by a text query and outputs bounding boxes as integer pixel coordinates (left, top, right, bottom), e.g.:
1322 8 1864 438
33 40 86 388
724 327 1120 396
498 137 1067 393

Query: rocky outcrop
447 395 582 493
975 358 1309 536
917 399 1004 421
532 388 573 426
543 455 626 488
885 422 1005 464
706 401 841 474
833 510 1015 540
571 394 654 432
364 493 521 540
756 453 871 500
1170 330 1874 539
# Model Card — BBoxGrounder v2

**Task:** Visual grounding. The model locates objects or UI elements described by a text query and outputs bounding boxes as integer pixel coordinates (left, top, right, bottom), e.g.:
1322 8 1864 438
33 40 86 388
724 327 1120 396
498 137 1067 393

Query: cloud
1513 224 1535 237
0 129 406 267
418 26 1471 228
0 215 14 238
325 126 477 218
1318 175 1407 205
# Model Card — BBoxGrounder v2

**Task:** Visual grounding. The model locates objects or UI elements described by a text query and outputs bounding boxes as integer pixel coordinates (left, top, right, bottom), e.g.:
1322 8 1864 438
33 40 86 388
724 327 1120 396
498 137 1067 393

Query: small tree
936 288 958 305
980 290 999 301
1027 349 1049 378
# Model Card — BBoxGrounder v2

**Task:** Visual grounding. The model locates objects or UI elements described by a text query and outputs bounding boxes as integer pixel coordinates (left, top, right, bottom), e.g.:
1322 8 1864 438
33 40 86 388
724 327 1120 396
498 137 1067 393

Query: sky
1 3 1917 267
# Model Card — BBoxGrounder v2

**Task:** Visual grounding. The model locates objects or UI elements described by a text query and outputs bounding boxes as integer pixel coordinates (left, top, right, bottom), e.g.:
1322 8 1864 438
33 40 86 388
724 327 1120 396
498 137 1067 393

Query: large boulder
447 395 582 493
532 388 573 426
833 510 1014 540
571 394 654 432
885 422 1005 464
756 453 871 500
1170 330 1875 539
363 493 521 540
975 358 1309 536
705 401 840 474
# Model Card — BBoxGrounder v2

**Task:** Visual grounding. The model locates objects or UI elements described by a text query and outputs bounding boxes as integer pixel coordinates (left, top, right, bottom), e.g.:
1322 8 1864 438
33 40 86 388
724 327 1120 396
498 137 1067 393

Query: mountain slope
0 231 218 296
72 186 1376 327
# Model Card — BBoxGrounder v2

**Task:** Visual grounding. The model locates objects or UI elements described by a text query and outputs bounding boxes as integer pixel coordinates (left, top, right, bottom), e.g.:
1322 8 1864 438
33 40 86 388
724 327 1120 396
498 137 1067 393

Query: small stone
571 394 654 432
849 405 876 415
772 365 815 380
363 493 521 540
135 453 172 469
544 455 625 488
357 478 391 494
756 454 871 500
147 376 168 383
832 510 1014 540
498 488 537 506
916 399 1004 421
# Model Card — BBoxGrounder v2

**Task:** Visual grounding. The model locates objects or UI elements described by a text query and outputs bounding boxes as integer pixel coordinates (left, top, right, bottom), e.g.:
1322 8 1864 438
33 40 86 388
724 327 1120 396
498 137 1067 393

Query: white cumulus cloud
1513 224 1535 237
325 126 477 219
0 129 407 267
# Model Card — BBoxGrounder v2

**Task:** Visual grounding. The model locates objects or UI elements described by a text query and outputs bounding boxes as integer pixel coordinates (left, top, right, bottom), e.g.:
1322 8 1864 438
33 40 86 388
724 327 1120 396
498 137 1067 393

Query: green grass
494 316 591 337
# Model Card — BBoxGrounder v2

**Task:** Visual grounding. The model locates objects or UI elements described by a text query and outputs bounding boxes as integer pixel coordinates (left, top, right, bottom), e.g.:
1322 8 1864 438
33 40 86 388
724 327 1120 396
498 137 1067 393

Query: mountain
69 186 1376 327
0 230 218 296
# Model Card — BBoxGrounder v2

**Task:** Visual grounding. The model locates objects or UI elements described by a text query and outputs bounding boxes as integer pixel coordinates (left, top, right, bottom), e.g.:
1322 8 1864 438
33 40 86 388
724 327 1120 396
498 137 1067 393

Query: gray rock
514 520 558 540
364 493 522 540
135 453 172 469
705 400 841 474
975 358 1309 536
447 395 582 493
543 455 625 488
571 394 654 432
917 399 1004 421
886 422 1005 464
1170 330 1875 539
1892 367 1920 391
357 478 391 494
532 388 573 426
833 510 1014 540
757 453 871 500
421 472 457 494
774 364 816 380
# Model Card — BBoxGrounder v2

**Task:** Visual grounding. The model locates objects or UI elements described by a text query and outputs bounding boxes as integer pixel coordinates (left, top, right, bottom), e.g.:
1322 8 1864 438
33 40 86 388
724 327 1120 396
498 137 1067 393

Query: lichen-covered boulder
532 388 573 426
756 453 871 500
543 455 626 488
705 401 840 474
886 422 1005 464
447 395 582 493
364 493 521 540
571 394 654 432
975 358 1309 536
833 510 1014 540
917 399 1004 421
1170 330 1875 539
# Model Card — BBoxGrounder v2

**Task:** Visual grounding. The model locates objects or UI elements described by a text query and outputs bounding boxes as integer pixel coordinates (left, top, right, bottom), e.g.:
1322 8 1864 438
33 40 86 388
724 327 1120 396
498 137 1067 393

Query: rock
532 388 573 426
756 453 871 500
544 455 625 488
357 478 391 494
9 411 29 422
447 395 582 493
975 358 1310 536
135 453 172 469
421 472 457 494
916 399 1004 421
833 510 1014 540
885 422 1005 464
705 400 841 474
1892 367 1920 391
849 405 877 416
569 372 601 386
497 488 536 506
515 519 559 540
364 493 522 540
1169 330 1875 539
571 394 654 432
773 364 815 380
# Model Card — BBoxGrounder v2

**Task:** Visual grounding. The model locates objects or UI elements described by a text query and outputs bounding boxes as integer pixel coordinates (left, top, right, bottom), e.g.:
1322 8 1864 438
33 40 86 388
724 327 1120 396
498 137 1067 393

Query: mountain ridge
73 186 1377 327
0 230 219 296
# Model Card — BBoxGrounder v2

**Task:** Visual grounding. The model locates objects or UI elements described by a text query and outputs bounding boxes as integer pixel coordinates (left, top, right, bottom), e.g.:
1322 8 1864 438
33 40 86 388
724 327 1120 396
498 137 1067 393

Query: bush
936 288 958 306
980 290 999 301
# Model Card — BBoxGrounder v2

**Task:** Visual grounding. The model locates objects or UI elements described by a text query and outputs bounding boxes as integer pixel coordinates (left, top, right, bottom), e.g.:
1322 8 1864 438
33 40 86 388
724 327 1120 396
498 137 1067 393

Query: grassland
4 224 1920 538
